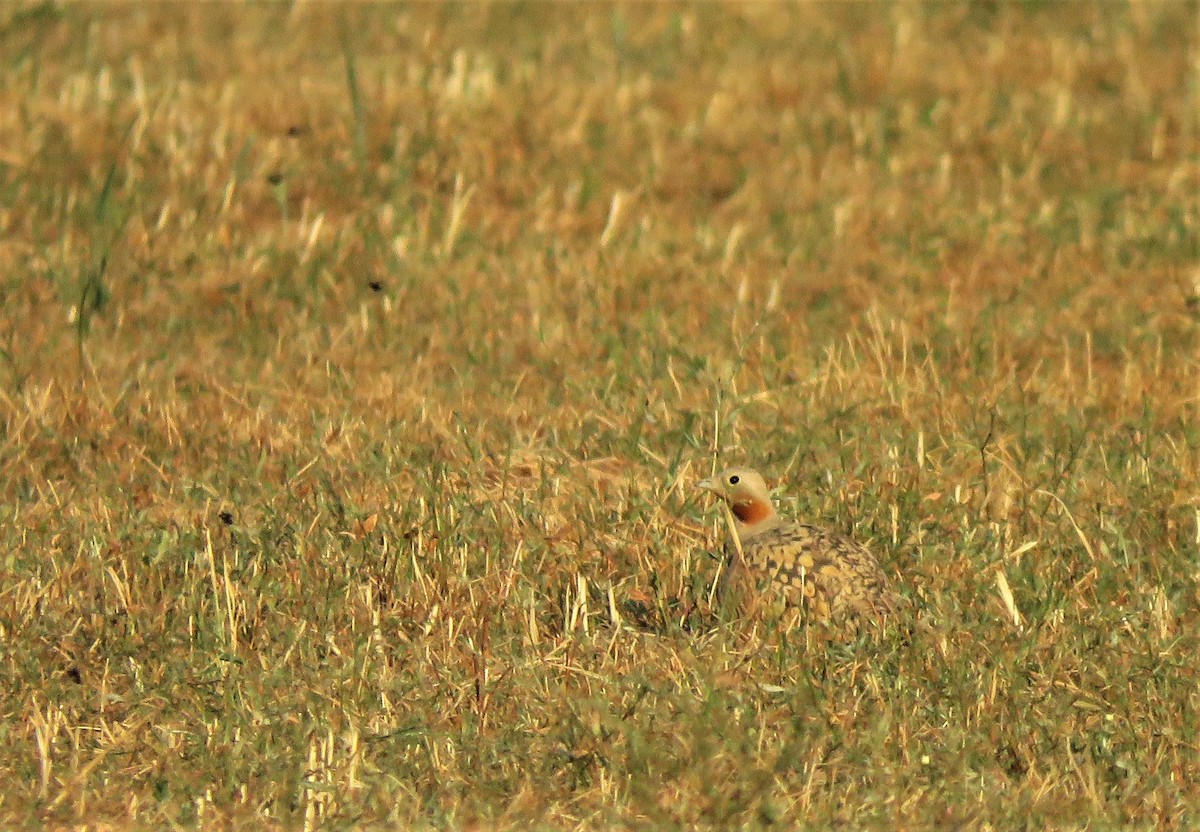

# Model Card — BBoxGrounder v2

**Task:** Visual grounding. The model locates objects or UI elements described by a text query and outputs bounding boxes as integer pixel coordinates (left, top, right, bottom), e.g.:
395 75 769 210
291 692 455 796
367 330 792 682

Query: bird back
729 521 898 623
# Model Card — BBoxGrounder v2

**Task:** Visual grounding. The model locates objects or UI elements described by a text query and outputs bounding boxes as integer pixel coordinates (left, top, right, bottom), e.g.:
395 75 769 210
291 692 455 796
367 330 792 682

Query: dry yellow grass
1 2 1198 828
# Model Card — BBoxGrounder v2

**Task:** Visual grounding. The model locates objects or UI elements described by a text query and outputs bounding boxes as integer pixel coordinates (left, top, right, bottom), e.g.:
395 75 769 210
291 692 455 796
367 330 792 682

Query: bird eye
729 475 740 485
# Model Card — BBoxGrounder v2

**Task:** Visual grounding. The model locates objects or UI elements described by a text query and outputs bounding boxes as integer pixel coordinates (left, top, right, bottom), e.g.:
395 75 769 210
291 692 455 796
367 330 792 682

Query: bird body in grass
697 467 898 625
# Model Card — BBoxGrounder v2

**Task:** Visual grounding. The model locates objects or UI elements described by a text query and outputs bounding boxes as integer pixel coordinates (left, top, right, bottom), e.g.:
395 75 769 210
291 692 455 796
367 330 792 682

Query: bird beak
696 477 718 494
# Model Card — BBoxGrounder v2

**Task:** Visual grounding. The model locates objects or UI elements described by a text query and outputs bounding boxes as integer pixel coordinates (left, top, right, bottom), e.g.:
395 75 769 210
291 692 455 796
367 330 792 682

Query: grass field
1 2 1198 828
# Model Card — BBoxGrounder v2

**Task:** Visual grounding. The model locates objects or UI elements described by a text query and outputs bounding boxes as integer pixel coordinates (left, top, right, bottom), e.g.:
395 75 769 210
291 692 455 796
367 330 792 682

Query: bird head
696 467 778 530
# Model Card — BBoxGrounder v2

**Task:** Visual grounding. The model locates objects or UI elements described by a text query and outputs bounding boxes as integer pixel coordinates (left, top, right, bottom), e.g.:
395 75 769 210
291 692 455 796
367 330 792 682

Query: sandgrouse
697 467 898 625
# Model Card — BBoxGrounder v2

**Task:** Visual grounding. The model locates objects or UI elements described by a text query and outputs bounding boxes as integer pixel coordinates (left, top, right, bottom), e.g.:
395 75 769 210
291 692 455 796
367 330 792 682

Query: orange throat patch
731 498 772 525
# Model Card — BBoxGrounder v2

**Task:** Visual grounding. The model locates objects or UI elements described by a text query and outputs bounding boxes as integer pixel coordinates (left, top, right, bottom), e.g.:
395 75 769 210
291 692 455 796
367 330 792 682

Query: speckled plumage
697 467 898 625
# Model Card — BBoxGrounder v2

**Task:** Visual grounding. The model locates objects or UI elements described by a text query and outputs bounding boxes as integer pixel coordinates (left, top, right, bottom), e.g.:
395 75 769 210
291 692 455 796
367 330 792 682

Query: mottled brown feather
698 467 898 627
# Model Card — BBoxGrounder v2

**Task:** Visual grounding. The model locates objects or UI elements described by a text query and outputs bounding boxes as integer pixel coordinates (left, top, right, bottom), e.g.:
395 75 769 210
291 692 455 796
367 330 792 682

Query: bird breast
731 498 773 525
